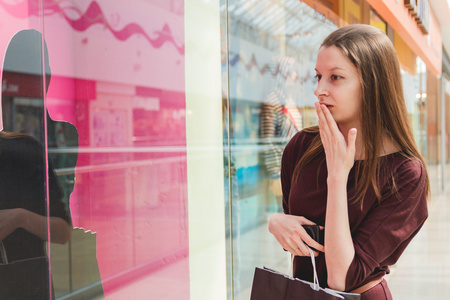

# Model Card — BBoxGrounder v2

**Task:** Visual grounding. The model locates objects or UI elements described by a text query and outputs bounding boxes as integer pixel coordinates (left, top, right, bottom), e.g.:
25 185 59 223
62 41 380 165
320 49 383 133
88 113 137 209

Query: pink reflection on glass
67 86 189 296
0 0 189 297
0 0 184 53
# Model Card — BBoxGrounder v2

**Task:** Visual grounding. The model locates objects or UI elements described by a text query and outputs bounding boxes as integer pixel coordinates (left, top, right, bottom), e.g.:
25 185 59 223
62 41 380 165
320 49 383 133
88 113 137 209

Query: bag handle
0 241 8 264
291 246 321 291
307 246 320 291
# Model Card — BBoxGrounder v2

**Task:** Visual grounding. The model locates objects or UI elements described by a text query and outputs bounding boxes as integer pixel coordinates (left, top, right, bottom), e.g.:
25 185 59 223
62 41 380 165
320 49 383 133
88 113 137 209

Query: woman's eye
314 74 322 81
331 75 342 80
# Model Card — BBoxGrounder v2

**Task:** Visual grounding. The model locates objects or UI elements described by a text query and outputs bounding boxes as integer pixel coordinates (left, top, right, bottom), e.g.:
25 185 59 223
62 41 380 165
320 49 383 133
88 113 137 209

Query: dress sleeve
345 158 428 291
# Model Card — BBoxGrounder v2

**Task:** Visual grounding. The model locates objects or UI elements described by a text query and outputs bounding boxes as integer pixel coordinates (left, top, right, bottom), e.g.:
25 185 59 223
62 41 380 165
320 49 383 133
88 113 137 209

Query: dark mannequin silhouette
0 29 76 299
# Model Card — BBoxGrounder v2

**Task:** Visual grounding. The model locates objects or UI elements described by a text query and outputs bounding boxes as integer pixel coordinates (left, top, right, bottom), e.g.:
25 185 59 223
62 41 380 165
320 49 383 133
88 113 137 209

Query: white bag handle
307 246 320 291
291 246 320 291
0 241 8 264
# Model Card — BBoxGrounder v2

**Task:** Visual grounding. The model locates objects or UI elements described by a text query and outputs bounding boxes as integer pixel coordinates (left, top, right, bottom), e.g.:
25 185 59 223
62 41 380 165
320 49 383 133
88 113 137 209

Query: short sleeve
345 158 428 291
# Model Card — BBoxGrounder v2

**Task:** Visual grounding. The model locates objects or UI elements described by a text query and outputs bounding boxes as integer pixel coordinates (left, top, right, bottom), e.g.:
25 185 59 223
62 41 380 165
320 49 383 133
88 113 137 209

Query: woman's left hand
315 102 357 178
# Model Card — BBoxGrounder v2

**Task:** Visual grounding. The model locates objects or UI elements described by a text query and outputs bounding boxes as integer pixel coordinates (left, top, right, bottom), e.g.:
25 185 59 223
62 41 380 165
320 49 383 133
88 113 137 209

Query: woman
268 24 428 299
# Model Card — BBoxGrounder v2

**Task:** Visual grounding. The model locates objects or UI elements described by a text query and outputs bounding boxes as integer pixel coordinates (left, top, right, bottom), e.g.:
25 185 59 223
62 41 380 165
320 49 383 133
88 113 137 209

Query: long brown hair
293 24 429 206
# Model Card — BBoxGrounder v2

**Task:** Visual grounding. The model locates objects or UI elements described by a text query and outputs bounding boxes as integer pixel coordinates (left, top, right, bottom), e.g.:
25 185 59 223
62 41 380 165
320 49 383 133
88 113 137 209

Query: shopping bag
0 242 50 300
70 228 104 298
51 228 105 299
250 247 360 300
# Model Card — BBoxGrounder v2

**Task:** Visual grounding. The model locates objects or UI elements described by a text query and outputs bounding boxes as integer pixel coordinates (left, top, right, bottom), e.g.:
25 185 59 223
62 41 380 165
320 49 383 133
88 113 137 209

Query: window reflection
222 1 337 298
0 29 73 300
0 0 188 299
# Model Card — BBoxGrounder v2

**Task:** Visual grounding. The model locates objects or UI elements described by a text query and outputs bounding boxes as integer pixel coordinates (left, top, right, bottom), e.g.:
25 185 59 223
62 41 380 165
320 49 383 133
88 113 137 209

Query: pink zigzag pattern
0 0 184 55
227 52 316 84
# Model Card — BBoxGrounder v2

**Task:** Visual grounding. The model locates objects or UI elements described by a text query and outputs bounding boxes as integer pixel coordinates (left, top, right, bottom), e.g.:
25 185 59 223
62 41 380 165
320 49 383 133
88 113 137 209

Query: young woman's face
314 45 362 128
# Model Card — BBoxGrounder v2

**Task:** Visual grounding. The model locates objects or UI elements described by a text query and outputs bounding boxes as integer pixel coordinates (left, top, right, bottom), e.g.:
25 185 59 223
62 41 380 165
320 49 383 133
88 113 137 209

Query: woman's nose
314 81 328 97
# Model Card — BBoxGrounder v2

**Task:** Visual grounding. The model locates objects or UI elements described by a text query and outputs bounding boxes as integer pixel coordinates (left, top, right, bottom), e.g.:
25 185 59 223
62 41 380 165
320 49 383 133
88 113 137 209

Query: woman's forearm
325 175 355 291
19 208 72 244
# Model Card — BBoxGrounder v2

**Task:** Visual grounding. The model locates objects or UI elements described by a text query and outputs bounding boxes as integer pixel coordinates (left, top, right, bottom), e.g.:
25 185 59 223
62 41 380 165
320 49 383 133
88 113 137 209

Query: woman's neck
338 124 400 160
338 123 364 160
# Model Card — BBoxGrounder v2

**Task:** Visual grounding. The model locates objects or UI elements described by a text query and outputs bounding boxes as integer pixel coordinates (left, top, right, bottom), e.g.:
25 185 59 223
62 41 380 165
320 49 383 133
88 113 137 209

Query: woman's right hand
268 213 325 256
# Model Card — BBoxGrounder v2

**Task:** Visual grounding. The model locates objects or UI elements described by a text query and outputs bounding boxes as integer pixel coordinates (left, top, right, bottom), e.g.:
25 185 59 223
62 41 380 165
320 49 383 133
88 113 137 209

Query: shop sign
404 0 430 34
1 72 44 98
2 79 19 94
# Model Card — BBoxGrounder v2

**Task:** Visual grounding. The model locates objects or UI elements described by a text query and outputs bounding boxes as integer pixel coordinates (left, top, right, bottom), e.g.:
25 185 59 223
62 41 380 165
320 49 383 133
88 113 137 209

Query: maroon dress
281 130 428 299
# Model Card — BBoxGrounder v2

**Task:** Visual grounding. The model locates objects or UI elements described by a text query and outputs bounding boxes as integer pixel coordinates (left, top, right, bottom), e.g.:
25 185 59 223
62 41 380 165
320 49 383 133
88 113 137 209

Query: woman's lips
319 103 333 109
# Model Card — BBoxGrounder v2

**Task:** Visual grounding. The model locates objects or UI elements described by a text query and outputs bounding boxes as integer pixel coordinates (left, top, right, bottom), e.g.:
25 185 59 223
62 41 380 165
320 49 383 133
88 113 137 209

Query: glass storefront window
221 1 339 298
401 57 427 156
0 1 192 299
445 78 450 163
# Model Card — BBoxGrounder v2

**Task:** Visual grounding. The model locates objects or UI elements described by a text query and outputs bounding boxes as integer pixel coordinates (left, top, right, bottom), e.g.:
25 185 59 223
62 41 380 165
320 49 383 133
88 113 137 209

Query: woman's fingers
315 102 357 170
299 216 320 226
317 103 343 150
320 103 340 134
286 237 312 257
293 223 325 255
315 103 337 151
347 128 357 156
315 103 330 138
287 238 323 257
269 213 325 257
302 232 325 252
315 103 332 158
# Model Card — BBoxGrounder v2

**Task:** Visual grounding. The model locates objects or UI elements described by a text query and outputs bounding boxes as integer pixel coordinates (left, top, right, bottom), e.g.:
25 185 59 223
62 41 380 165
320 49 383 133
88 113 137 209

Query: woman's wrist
327 174 348 185
268 213 281 234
